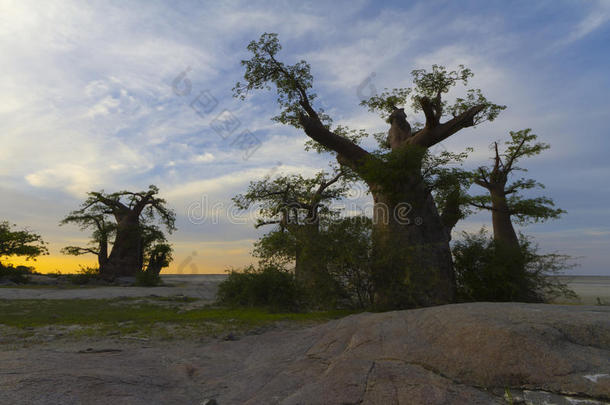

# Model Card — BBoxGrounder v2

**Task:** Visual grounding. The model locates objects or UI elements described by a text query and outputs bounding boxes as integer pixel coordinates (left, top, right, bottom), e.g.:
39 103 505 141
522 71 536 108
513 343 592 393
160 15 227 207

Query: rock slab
1 303 608 404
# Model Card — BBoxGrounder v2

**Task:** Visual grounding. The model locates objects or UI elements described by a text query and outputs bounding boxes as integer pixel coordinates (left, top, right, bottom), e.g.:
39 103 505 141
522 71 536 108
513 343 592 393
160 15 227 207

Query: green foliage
0 262 34 283
359 87 412 120
0 221 48 262
217 264 302 311
422 148 474 214
453 229 576 302
324 216 374 308
360 64 505 125
233 32 328 128
234 170 348 264
360 143 428 201
0 297 355 344
233 171 348 227
135 268 161 286
141 225 173 271
253 230 297 267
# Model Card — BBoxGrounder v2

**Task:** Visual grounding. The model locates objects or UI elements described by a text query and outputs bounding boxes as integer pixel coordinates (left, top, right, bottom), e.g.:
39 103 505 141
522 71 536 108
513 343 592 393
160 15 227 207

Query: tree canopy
471 129 565 225
0 221 48 262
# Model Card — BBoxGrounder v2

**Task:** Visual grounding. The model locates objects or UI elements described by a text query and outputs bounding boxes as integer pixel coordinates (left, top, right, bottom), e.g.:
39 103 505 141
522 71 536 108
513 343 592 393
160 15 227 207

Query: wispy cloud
555 0 610 46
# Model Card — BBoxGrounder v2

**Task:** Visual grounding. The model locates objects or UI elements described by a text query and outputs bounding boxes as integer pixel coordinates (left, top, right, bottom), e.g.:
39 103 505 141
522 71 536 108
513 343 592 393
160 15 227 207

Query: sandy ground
0 274 227 301
1 274 607 304
554 275 610 305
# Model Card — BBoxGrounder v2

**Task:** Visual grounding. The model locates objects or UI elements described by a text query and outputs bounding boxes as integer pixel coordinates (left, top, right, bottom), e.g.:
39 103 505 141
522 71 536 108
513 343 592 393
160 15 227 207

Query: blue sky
0 0 609 274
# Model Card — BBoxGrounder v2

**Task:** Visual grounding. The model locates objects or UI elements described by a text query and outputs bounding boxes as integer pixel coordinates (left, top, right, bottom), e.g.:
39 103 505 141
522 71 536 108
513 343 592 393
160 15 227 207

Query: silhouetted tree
233 170 347 298
65 185 175 278
470 129 564 250
0 221 48 264
60 207 115 269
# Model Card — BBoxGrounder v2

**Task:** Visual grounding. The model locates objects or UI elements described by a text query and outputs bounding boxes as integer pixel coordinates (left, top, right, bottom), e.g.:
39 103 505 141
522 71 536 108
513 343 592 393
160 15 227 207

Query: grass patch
0 297 356 343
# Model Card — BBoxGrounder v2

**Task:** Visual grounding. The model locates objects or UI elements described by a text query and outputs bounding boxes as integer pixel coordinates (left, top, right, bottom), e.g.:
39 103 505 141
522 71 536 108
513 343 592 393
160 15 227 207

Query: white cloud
193 153 215 163
558 0 610 46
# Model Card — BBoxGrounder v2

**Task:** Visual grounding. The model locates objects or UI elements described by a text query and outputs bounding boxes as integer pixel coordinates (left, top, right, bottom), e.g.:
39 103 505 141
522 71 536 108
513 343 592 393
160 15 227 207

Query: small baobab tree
233 170 347 294
470 129 564 250
64 185 176 278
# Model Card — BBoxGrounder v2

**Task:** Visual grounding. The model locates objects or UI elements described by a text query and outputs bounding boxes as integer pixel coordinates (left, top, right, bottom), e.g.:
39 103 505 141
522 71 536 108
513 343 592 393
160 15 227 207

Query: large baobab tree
66 185 176 278
471 129 564 249
234 33 505 308
233 170 347 294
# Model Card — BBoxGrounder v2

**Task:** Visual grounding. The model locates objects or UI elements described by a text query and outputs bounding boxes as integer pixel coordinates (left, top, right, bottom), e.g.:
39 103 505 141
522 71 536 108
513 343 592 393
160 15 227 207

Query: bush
324 216 374 309
216 264 302 311
0 263 34 283
135 268 161 286
453 229 576 302
65 266 100 285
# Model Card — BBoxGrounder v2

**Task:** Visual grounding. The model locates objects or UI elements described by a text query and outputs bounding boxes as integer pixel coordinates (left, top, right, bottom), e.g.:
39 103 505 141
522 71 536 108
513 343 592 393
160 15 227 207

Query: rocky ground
1 302 609 404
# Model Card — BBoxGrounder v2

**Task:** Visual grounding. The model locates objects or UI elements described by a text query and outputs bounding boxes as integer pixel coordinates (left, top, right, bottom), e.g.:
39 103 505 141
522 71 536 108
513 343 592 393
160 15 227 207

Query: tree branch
504 136 527 173
469 201 494 211
409 104 485 147
255 220 281 229
298 113 372 170
419 97 439 128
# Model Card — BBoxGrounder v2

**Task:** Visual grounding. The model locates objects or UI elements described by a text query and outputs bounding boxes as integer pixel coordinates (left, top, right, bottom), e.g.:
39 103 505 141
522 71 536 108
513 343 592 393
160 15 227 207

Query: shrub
135 268 162 286
216 264 302 311
65 265 100 285
324 216 374 309
0 263 34 284
453 229 576 302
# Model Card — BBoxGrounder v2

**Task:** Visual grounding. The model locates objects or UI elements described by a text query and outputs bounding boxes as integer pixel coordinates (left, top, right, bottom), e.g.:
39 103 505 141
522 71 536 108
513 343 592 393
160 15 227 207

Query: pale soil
0 274 226 301
1 274 607 304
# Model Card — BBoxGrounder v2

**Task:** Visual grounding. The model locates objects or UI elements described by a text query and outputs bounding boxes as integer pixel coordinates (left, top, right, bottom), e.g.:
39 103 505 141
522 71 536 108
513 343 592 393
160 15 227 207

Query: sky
1 0 609 275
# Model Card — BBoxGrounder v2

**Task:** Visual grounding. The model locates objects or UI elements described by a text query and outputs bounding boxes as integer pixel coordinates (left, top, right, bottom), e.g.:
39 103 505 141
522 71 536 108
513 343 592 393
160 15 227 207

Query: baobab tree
470 129 564 250
60 208 115 269
233 170 347 295
234 33 505 308
66 185 176 278
139 224 173 280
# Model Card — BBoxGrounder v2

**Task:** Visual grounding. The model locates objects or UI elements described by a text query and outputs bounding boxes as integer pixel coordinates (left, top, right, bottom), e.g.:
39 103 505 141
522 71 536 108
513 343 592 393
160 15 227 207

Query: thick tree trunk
297 102 485 309
294 221 335 304
97 234 108 269
490 189 520 250
370 178 456 309
101 215 142 279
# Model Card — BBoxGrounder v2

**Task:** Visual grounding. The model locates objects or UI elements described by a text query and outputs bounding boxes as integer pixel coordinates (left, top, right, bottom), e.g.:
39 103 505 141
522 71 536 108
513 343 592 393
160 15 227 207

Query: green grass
0 298 357 342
